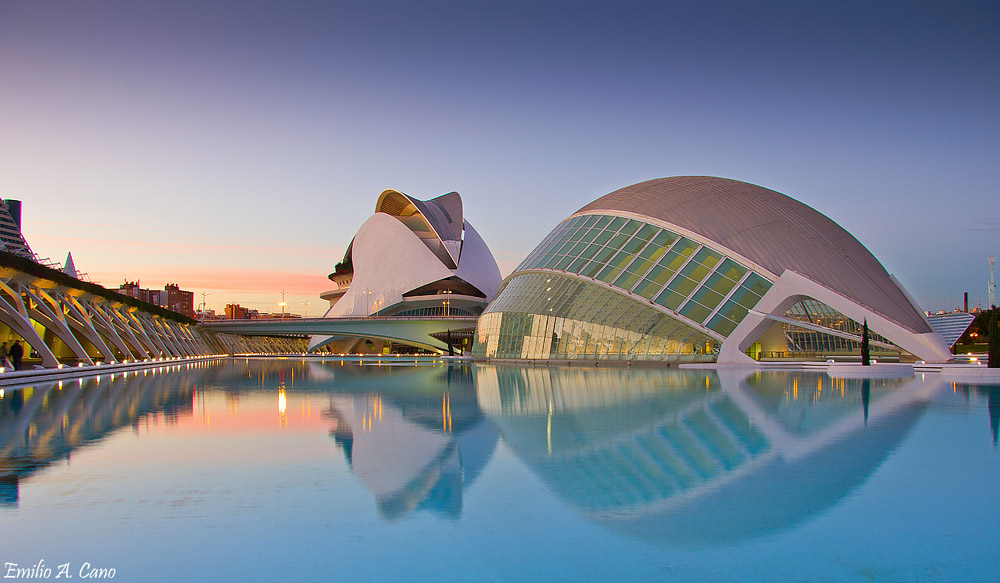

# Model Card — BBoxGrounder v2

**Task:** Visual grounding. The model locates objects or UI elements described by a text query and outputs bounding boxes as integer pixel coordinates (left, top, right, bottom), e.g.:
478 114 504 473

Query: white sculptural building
311 189 502 353
474 176 953 364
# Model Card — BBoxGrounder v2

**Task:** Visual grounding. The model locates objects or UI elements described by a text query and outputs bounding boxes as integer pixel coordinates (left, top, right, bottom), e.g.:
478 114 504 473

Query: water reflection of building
0 368 199 507
324 364 498 521
477 365 943 544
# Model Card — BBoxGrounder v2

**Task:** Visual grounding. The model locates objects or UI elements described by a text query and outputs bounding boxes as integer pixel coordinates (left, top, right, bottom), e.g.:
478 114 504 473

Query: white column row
0 278 216 367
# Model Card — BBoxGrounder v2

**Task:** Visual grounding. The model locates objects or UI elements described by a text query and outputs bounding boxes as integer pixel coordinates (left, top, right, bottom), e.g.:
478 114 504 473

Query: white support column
22 286 95 365
161 321 193 356
122 309 171 357
169 322 201 356
86 301 146 359
182 325 211 355
170 322 199 356
0 280 60 367
144 315 182 357
102 304 158 357
140 314 179 357
192 328 214 354
59 293 125 363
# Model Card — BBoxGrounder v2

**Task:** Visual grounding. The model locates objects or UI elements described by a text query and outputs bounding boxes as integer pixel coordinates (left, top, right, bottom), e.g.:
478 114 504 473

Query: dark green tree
861 318 871 366
989 307 999 369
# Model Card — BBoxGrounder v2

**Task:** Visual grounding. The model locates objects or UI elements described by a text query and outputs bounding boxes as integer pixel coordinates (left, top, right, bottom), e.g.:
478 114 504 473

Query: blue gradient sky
1 0 997 314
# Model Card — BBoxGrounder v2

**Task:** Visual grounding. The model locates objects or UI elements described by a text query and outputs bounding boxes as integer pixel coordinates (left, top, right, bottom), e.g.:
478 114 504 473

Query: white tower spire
989 256 996 307
63 252 78 278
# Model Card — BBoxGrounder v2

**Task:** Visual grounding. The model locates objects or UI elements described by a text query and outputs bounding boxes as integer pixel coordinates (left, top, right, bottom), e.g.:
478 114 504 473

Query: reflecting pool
1 359 997 582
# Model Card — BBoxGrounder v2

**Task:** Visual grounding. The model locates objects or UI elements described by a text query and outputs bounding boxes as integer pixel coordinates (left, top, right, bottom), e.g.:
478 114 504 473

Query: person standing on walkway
9 340 23 371
0 342 9 369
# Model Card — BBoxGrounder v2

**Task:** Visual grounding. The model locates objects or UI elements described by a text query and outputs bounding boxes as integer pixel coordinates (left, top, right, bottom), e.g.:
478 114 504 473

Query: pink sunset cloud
89 266 332 298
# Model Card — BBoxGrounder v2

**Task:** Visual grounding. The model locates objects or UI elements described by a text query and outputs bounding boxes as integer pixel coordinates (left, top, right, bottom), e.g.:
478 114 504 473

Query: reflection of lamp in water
363 394 382 432
278 383 287 429
442 392 452 433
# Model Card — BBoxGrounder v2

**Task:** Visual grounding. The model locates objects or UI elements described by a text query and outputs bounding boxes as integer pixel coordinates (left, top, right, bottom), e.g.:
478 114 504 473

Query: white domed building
473 176 951 364
311 189 502 353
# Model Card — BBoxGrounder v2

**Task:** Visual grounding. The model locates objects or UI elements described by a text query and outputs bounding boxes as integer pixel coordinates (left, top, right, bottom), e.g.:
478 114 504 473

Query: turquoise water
1 359 997 582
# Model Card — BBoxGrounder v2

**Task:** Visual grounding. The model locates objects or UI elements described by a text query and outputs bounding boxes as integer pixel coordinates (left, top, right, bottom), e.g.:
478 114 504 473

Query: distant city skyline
2 1 997 314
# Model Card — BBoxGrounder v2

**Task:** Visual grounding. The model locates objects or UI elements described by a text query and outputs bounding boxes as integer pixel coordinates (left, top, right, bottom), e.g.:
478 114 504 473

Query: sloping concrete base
933 365 1000 382
825 363 914 379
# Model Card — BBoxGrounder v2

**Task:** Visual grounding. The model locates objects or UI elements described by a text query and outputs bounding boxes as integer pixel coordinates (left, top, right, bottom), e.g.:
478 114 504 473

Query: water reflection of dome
477 365 941 545
326 365 498 521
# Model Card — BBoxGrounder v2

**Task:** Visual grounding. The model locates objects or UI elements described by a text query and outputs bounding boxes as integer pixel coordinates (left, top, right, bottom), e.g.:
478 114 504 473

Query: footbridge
201 315 479 354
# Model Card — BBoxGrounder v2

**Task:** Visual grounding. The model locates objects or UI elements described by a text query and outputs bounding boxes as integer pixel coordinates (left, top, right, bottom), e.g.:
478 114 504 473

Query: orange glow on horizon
176 390 325 433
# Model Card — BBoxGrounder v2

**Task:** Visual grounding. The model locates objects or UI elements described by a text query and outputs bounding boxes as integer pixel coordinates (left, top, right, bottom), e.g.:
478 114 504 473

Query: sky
1 0 997 315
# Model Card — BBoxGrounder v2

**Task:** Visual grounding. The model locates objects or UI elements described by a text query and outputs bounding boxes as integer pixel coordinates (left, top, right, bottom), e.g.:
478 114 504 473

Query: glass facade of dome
473 213 774 361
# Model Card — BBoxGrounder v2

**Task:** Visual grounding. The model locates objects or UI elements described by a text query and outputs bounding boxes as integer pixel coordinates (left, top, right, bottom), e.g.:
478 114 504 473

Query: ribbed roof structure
577 176 930 334
376 190 464 267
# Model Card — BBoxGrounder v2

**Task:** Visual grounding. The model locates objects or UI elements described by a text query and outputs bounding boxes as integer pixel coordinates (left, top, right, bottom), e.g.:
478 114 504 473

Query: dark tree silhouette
861 318 871 366
989 307 999 369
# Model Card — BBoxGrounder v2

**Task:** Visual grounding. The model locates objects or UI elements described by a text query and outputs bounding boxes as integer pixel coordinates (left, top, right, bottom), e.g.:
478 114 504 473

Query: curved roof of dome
376 190 464 242
376 189 465 267
577 176 930 333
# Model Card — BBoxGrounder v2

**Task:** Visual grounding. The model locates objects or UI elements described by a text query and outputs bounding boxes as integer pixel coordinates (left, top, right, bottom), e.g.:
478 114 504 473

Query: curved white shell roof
377 189 464 266
326 190 502 318
577 176 930 334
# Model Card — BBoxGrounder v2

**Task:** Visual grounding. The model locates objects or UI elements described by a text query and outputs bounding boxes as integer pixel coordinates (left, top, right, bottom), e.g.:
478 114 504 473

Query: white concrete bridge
201 315 479 354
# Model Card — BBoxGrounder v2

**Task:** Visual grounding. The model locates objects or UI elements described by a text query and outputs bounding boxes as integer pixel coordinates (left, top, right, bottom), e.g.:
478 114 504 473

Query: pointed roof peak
63 252 78 278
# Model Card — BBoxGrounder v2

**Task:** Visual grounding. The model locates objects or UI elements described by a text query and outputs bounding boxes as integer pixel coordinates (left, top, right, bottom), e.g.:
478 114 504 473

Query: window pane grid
608 232 630 250
592 230 614 246
508 213 771 341
475 272 717 361
619 219 641 236
634 223 659 241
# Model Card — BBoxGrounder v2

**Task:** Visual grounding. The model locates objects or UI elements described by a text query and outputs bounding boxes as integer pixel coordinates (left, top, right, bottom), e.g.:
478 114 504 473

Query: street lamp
279 290 288 319
362 289 373 317
199 291 210 322
442 289 452 317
